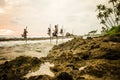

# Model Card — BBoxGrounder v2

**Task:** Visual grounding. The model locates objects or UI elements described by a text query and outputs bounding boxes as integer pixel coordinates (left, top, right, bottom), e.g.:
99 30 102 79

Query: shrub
107 25 120 35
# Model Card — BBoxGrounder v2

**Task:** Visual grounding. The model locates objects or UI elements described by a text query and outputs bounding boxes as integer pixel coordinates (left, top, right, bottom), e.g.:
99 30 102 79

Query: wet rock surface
0 56 43 80
46 34 120 80
0 34 120 80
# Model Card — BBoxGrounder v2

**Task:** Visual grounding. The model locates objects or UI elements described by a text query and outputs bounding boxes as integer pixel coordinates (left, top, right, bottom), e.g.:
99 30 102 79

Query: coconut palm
97 11 108 29
108 1 120 25
103 11 113 26
97 12 104 19
116 2 120 24
101 5 106 11
107 8 116 26
96 0 120 34
107 8 113 14
115 17 119 25
97 0 120 28
109 0 118 21
97 11 111 28
109 0 118 6
116 2 120 11
96 4 106 12
97 4 102 12
116 11 120 25
99 5 112 25
100 19 109 29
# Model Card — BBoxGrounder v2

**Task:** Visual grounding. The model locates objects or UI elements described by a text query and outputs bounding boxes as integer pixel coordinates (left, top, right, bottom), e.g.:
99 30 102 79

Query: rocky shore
0 34 120 80
46 34 120 80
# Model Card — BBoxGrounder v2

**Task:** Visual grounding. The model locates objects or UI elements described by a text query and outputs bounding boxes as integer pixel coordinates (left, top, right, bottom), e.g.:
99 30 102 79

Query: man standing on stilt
22 26 28 42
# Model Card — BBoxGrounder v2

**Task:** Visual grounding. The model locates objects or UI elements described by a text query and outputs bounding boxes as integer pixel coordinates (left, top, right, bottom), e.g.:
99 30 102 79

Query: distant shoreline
0 36 73 41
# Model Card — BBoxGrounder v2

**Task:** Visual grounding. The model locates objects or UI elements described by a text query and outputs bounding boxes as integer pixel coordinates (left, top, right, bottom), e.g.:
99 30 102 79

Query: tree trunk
112 2 117 24
110 14 116 26
108 17 114 27
102 17 111 28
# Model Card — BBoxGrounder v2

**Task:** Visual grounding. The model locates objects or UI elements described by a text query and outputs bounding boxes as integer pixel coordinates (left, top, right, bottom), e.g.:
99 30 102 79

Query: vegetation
65 32 74 37
96 0 120 34
107 25 120 35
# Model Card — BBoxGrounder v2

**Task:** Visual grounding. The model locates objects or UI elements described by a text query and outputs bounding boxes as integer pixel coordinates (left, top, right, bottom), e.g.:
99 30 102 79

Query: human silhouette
48 27 52 43
48 27 51 36
60 28 63 34
52 25 58 37
52 25 58 44
22 26 28 40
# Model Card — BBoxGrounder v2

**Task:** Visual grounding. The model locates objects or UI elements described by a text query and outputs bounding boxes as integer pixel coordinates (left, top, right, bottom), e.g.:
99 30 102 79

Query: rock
56 72 73 80
76 77 85 80
109 34 120 42
0 56 43 80
90 45 94 49
87 37 92 39
28 75 53 80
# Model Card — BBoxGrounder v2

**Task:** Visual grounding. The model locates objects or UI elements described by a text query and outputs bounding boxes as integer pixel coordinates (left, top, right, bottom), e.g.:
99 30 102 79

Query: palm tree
97 12 104 19
97 4 106 12
116 2 120 25
116 2 120 11
105 11 113 26
96 0 120 34
115 17 119 25
101 5 106 11
107 8 116 26
100 19 109 29
97 4 102 12
97 10 110 29
109 0 118 20
109 0 118 6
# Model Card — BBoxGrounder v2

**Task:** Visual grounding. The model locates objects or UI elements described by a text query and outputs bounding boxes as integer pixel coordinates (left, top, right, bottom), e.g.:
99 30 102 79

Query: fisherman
53 25 58 37
22 26 28 39
48 27 51 36
60 28 63 35
48 27 52 43
52 25 59 44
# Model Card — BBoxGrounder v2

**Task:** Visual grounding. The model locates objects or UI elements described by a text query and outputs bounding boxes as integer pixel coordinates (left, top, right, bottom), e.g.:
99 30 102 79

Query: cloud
0 0 108 36
0 29 14 35
0 0 6 7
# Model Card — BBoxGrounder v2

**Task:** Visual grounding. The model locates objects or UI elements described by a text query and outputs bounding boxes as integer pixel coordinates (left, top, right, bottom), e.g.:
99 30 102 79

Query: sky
0 0 108 36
